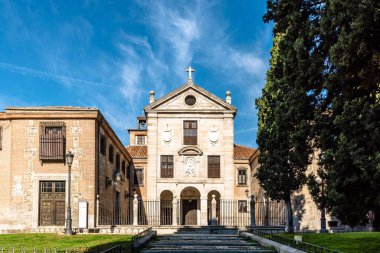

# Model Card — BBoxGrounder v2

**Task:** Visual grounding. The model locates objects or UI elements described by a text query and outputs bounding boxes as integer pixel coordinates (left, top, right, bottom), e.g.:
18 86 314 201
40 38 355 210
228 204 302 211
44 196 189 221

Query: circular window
185 95 196 106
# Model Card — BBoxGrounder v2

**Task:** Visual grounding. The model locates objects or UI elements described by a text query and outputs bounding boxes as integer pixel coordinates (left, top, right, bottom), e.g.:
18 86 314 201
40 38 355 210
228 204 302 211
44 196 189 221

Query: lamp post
65 151 74 235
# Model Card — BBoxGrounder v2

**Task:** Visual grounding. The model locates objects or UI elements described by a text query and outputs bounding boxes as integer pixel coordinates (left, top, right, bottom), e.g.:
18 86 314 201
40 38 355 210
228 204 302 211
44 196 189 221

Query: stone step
149 240 258 246
141 246 274 253
158 234 240 239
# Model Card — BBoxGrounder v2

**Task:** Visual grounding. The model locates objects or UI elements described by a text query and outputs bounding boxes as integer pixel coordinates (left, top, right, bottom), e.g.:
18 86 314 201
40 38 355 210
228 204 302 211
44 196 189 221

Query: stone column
250 195 256 227
172 196 178 226
211 195 217 226
200 198 208 226
133 194 138 226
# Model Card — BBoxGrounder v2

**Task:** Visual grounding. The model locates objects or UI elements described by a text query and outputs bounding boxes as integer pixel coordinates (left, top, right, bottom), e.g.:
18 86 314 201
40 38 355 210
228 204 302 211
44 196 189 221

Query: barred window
39 122 66 161
184 121 197 145
161 155 174 178
100 134 106 155
134 168 144 186
109 145 114 163
238 169 247 185
208 156 220 178
238 200 247 213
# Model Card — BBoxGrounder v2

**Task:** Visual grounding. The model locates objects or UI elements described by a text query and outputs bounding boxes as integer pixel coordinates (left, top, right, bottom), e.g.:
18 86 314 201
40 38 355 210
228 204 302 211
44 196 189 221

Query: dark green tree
308 0 380 229
256 1 320 232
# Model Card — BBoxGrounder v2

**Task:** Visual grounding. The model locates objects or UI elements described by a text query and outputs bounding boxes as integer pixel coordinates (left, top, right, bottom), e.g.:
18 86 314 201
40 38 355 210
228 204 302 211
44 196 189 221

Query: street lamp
65 151 74 235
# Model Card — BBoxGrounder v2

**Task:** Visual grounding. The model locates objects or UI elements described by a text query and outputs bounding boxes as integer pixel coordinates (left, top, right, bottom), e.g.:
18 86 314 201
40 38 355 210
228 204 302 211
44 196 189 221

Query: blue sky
0 0 273 147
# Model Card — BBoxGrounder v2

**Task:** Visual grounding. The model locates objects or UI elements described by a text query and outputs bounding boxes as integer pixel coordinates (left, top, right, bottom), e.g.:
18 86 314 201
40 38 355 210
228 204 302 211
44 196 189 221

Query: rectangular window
55 181 66 192
136 135 145 145
184 121 197 145
161 155 174 178
0 126 2 150
238 169 247 185
208 156 220 178
122 160 126 177
100 134 106 155
134 168 144 186
238 200 247 213
39 122 66 161
109 145 114 163
115 153 120 171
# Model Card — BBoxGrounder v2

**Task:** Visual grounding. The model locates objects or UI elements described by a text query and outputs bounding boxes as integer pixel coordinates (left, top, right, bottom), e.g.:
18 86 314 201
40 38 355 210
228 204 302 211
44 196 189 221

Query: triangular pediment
144 81 236 112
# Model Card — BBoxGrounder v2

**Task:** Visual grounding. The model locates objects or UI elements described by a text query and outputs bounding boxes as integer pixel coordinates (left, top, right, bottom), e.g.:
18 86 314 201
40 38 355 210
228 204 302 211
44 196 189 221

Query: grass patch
0 234 133 252
278 232 380 253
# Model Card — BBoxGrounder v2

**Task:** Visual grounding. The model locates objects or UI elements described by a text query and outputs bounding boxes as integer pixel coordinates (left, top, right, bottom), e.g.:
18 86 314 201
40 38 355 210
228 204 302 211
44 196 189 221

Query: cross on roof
185 66 195 80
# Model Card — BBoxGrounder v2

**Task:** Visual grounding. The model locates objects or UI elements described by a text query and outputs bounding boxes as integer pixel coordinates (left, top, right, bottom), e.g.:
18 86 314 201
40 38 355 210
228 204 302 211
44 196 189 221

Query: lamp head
66 151 74 166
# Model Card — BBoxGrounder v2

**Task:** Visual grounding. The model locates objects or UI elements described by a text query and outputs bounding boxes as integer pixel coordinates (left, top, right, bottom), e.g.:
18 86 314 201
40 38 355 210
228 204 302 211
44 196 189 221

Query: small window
238 200 247 213
184 121 197 145
115 153 120 171
41 182 53 192
55 182 66 192
100 134 106 155
0 126 2 150
136 135 145 145
238 169 247 185
126 165 130 179
39 122 66 161
134 168 144 186
122 160 126 177
208 156 220 178
109 145 114 163
161 155 174 178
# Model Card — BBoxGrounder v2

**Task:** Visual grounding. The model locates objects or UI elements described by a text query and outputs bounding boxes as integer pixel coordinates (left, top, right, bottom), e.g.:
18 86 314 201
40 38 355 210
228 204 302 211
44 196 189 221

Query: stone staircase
141 228 276 253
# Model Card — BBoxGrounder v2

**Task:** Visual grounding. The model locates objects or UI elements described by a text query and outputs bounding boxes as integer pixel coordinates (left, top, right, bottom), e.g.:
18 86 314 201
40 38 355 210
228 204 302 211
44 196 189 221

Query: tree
309 0 380 229
256 0 320 232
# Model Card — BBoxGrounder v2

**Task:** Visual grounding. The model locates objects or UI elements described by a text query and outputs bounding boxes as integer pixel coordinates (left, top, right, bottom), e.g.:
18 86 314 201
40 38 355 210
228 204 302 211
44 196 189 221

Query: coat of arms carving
162 125 172 143
208 125 219 145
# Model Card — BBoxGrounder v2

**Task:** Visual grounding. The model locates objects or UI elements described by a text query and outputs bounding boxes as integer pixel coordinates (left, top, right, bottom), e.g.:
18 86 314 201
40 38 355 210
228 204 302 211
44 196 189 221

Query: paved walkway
141 228 276 253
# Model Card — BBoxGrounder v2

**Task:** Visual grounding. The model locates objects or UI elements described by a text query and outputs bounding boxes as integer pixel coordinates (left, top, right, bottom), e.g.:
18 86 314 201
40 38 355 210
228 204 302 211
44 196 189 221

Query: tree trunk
285 198 294 233
373 206 380 231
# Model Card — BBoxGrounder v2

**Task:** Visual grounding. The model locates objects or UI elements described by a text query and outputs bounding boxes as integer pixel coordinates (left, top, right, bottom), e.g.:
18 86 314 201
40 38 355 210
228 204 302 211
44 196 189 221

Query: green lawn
278 232 380 253
0 234 133 252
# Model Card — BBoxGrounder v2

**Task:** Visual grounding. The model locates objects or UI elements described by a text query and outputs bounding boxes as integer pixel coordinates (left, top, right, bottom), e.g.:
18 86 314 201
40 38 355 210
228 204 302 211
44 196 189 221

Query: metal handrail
248 228 343 253
131 227 155 251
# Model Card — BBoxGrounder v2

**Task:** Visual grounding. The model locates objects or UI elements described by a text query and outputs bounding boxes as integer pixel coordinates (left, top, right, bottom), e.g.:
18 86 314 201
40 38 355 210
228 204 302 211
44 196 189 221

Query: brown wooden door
182 200 197 225
39 181 66 226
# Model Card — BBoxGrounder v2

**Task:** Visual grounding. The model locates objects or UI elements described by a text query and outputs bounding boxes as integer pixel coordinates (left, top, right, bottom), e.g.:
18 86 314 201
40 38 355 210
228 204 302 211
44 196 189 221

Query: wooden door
182 200 197 225
39 181 66 226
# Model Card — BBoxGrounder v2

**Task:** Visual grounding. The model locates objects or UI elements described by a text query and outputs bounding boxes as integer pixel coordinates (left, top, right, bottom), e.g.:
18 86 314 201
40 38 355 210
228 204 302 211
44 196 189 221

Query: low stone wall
241 232 306 253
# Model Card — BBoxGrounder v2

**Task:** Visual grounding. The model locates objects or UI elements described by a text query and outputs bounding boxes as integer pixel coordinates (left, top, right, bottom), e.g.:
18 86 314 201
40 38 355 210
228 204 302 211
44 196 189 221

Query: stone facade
0 76 335 232
0 107 130 231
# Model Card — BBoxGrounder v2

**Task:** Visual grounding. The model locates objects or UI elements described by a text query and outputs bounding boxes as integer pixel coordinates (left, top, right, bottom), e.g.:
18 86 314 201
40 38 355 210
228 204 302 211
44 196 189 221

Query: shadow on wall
292 193 306 231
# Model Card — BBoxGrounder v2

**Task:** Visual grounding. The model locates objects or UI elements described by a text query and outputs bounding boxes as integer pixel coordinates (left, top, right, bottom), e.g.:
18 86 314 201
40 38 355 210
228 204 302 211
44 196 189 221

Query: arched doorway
160 190 173 225
207 191 221 225
180 187 200 225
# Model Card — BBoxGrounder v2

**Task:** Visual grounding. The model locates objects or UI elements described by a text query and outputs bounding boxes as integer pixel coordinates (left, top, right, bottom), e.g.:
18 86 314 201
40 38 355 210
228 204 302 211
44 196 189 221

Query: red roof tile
234 144 256 159
126 145 147 159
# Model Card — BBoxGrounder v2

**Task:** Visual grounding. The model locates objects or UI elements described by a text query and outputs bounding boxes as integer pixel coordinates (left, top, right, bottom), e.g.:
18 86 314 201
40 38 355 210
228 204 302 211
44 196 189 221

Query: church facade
127 75 255 226
0 70 335 232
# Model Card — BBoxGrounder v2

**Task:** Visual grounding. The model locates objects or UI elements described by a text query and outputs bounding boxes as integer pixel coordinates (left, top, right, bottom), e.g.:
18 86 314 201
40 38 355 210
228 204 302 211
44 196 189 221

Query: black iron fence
255 200 286 227
98 198 286 227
